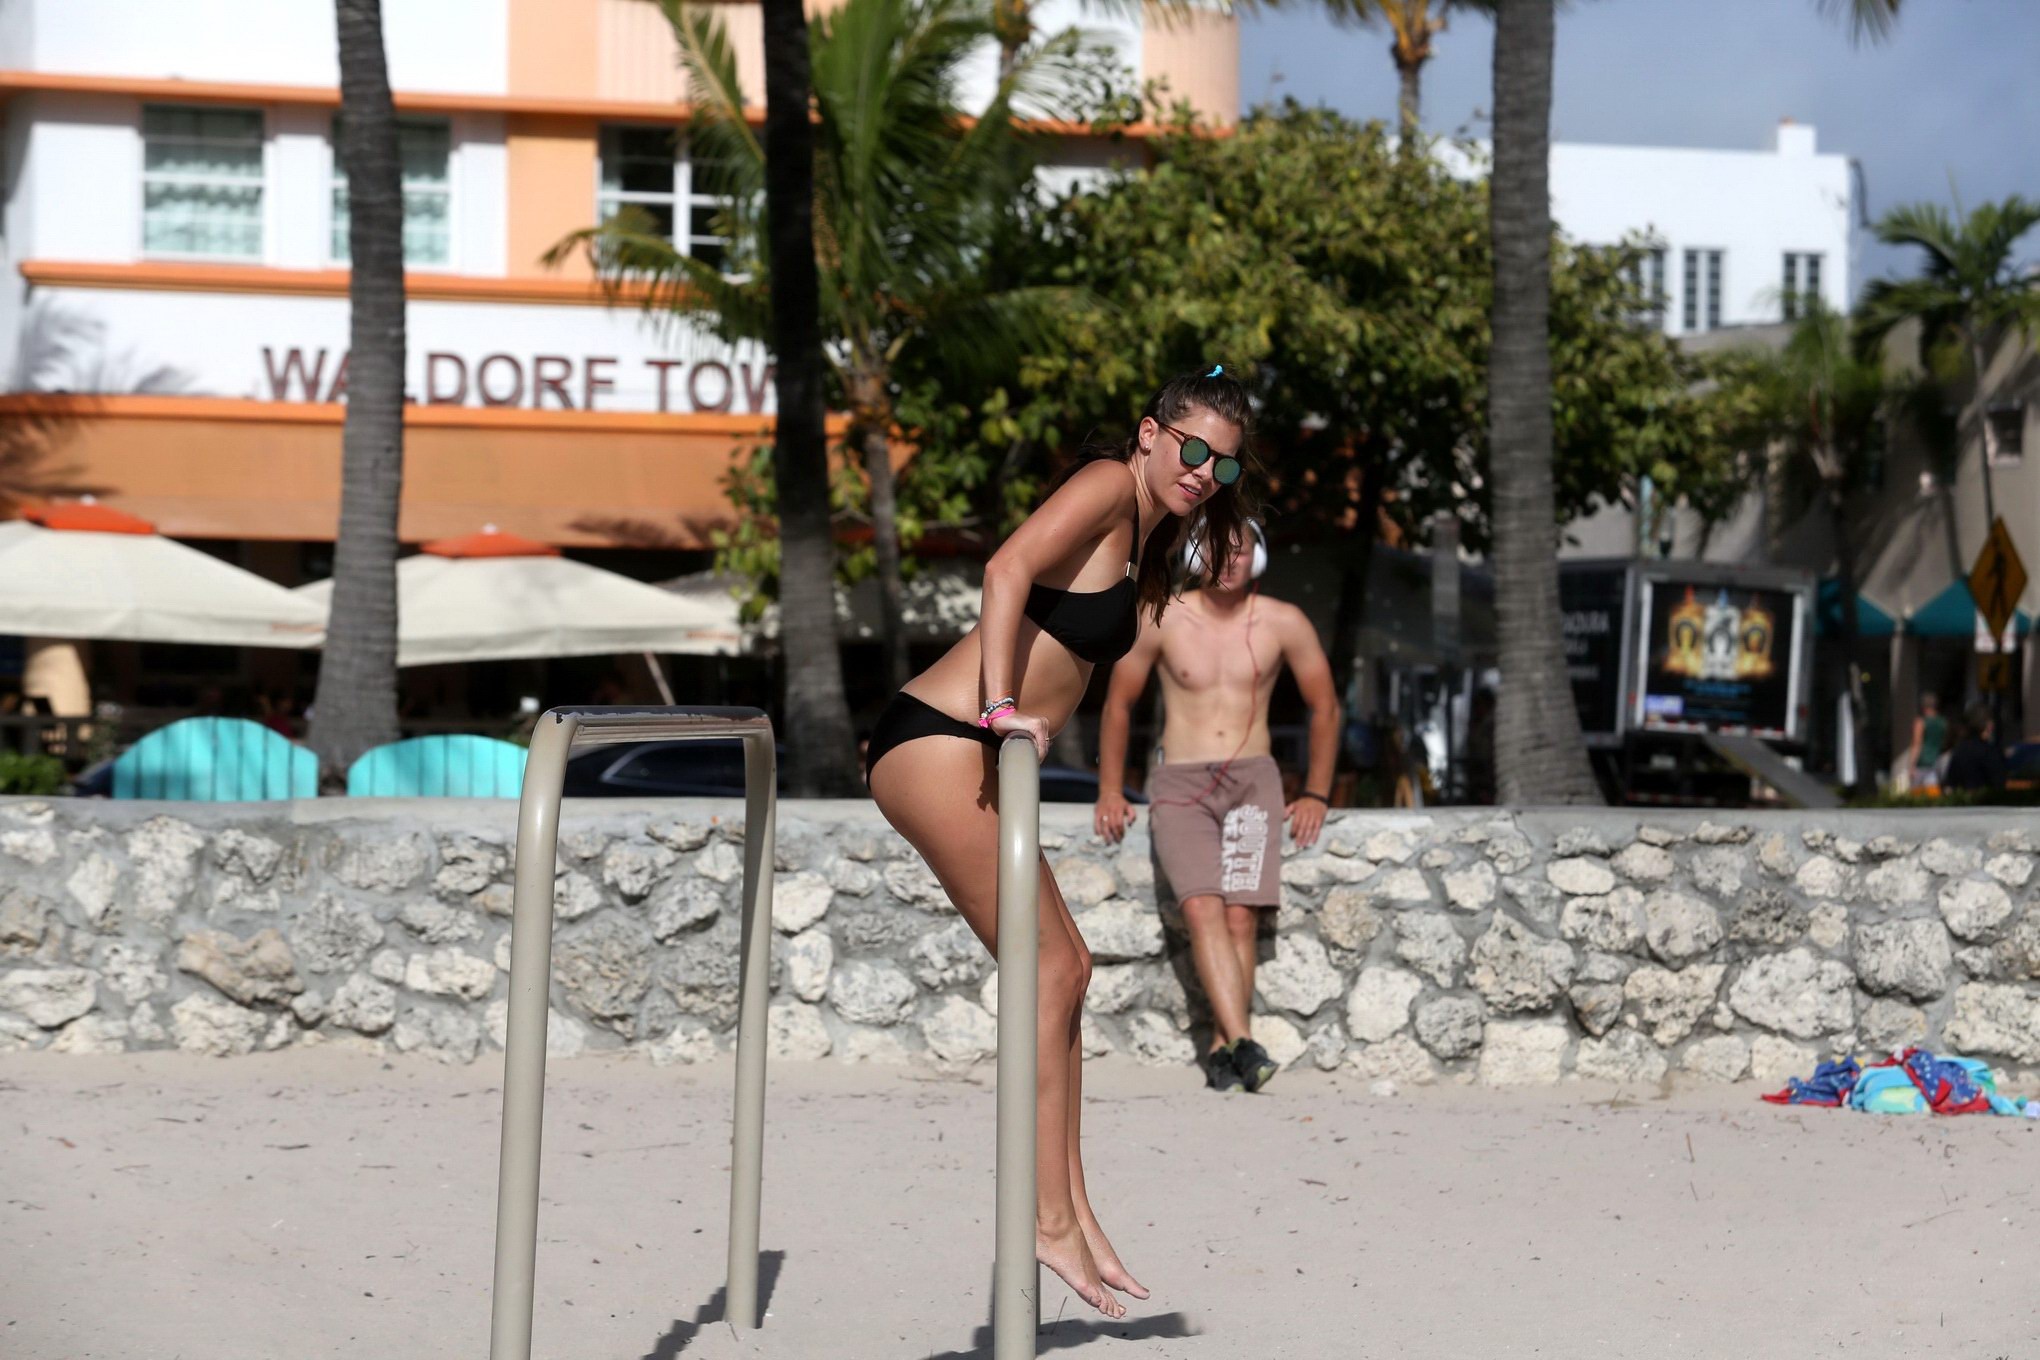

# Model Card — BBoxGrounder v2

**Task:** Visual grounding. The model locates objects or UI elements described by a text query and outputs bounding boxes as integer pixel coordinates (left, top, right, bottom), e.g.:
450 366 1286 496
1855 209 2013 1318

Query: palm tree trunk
1826 477 1871 793
1965 328 2007 746
1328 455 1387 702
856 405 911 693
309 0 405 786
1396 54 1422 147
993 0 1030 80
1486 0 1600 806
1965 330 2000 530
762 0 862 797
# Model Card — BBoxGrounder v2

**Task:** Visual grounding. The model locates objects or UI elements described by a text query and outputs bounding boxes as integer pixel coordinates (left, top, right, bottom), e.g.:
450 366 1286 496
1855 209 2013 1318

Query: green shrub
0 751 66 796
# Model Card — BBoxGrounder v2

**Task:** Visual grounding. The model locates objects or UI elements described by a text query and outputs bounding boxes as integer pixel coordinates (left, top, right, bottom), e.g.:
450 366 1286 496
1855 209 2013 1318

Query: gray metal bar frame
487 706 777 1360
993 735 1041 1359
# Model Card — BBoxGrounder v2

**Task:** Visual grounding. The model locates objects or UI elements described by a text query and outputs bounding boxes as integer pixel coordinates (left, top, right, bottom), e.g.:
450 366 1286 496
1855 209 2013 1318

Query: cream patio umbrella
662 562 984 650
0 501 327 648
295 525 740 667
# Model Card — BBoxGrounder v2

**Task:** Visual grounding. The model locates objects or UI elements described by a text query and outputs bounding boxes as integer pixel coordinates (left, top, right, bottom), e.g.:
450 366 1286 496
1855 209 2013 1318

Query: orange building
0 0 1240 562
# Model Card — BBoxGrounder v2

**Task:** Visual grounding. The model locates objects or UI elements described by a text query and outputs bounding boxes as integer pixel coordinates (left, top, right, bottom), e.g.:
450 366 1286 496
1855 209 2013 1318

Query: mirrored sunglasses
1155 421 1243 486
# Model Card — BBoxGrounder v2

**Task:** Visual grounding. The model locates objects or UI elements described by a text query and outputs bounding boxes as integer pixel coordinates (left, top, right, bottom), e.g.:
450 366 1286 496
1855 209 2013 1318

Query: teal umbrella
1816 579 1898 638
1905 578 2032 639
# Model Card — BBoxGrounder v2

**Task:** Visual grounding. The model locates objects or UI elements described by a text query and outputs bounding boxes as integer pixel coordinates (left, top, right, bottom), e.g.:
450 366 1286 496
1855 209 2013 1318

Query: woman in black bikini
866 368 1259 1316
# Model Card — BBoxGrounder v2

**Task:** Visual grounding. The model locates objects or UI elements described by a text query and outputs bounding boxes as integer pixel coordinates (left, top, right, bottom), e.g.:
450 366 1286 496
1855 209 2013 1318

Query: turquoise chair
111 717 317 801
347 734 528 798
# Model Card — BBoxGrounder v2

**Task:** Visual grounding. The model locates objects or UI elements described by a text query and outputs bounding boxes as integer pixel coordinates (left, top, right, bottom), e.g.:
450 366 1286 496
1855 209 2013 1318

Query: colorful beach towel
1764 1048 2025 1117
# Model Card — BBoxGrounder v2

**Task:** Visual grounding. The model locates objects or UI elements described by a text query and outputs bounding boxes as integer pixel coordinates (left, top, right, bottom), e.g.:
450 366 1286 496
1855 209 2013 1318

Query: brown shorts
1147 754 1284 908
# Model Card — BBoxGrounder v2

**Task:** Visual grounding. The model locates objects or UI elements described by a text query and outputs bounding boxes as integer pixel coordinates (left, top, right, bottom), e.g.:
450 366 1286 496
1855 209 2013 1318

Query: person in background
1093 518 1341 1094
256 690 298 739
1940 704 2006 792
1464 687 1497 805
1907 691 1948 792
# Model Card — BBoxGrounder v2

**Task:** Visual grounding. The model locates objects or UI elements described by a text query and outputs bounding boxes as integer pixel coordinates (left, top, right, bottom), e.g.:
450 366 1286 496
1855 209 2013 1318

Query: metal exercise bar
993 735 1041 1359
487 706 777 1360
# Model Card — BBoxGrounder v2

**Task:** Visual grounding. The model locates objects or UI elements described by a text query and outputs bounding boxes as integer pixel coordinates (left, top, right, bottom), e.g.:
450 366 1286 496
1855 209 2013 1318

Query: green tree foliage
1002 106 1726 545
1858 195 2040 534
672 103 1747 673
974 103 1740 696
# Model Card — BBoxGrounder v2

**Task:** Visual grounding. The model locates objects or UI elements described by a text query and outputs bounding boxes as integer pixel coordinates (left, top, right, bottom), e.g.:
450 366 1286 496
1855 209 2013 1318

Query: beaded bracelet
978 696 1017 729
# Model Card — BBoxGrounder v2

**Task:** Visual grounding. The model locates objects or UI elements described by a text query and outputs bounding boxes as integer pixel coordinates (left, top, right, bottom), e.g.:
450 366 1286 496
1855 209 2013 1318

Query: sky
1238 0 2040 290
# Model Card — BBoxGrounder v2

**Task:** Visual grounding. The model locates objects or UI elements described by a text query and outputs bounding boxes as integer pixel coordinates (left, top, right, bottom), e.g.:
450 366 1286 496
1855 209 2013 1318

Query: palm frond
658 0 765 175
547 207 770 342
1815 0 1901 45
1856 275 1961 356
1873 201 1961 276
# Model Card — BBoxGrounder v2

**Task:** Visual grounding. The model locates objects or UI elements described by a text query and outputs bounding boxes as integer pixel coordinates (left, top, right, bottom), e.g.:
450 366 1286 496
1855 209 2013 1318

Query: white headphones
1181 516 1267 584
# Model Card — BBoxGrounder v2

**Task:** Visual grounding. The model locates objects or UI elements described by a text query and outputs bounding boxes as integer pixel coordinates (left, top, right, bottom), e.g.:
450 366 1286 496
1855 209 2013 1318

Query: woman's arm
978 460 1135 708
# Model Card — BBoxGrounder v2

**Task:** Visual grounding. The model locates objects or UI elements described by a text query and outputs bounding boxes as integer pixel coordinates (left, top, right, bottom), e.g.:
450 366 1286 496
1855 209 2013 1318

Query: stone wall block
1469 915 1575 1014
1852 919 1953 1001
176 928 303 1007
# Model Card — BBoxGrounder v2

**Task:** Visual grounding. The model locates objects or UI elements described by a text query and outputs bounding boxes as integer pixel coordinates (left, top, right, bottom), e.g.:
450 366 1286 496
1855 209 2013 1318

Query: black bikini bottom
865 691 999 784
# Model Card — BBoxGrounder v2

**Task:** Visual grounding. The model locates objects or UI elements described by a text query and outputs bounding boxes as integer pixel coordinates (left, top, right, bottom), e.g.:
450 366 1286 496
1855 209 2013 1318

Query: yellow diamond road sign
1969 517 2028 645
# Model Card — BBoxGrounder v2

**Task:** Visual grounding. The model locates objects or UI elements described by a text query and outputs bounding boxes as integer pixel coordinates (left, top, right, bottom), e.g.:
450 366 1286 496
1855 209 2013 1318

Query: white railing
484 711 1044 1359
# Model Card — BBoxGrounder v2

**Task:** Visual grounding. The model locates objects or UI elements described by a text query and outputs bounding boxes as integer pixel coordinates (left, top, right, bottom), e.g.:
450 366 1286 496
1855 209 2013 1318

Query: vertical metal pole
993 736 1040 1359
487 713 578 1360
725 729 777 1329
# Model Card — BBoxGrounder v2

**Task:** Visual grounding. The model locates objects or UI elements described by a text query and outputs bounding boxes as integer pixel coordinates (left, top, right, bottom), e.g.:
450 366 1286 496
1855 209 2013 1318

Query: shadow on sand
920 1309 1201 1359
638 1249 786 1358
637 1252 1195 1358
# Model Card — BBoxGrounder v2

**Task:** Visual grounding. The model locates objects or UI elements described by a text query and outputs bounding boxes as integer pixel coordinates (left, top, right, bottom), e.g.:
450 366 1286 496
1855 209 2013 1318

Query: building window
1783 251 1823 320
330 117 452 266
1627 245 1667 323
1683 248 1723 331
142 105 264 260
1988 403 2026 466
597 125 730 272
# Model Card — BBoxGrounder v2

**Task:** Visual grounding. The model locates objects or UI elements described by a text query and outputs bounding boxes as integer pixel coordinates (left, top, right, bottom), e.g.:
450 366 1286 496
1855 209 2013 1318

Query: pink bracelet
978 697 1016 729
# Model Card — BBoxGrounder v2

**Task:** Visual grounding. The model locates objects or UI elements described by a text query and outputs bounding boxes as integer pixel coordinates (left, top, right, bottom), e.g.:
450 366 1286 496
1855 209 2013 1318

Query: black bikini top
1023 504 1144 665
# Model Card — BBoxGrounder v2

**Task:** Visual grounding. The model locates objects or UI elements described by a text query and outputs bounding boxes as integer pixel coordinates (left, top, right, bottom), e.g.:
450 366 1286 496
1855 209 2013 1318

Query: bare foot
1076 1208 1149 1300
1037 1220 1126 1319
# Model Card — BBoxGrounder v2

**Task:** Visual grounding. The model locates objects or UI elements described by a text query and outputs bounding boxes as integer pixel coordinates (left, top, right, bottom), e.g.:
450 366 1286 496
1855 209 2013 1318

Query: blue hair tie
1205 364 1224 378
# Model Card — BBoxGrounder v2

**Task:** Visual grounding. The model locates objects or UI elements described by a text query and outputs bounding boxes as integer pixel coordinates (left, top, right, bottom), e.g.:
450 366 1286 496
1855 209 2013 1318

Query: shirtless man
1093 520 1341 1091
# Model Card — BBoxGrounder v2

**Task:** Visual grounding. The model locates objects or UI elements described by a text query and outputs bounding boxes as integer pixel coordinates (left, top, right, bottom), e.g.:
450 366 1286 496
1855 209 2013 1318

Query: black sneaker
1205 1041 1246 1092
1232 1038 1279 1093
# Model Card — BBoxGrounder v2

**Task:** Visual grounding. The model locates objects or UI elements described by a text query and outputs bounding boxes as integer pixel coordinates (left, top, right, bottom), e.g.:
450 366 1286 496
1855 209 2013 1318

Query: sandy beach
4 1049 2036 1359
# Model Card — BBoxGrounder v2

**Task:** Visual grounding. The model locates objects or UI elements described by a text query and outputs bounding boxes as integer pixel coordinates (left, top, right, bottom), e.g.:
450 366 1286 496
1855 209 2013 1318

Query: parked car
562 738 789 798
2007 741 2040 793
1038 764 1146 805
561 742 1142 805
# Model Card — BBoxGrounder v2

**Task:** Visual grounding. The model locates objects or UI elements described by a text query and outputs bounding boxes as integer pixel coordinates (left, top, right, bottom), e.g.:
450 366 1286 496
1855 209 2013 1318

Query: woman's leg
869 736 1125 1317
1181 893 1251 1048
1048 863 1148 1300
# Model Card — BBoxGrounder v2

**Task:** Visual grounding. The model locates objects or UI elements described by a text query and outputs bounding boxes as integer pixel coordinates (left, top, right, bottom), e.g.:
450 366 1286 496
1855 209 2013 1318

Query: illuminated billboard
1633 581 1806 740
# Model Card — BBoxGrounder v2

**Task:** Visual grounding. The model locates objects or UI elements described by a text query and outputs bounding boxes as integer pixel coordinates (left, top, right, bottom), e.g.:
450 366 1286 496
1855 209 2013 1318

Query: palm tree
1482 0 1905 804
1317 0 1460 142
1485 0 1596 803
1725 301 1888 790
1858 195 2040 537
758 0 865 796
308 0 406 785
565 0 1079 694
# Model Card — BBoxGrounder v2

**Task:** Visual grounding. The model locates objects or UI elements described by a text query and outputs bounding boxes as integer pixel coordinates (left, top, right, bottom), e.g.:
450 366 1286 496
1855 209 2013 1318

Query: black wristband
1295 791 1329 805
